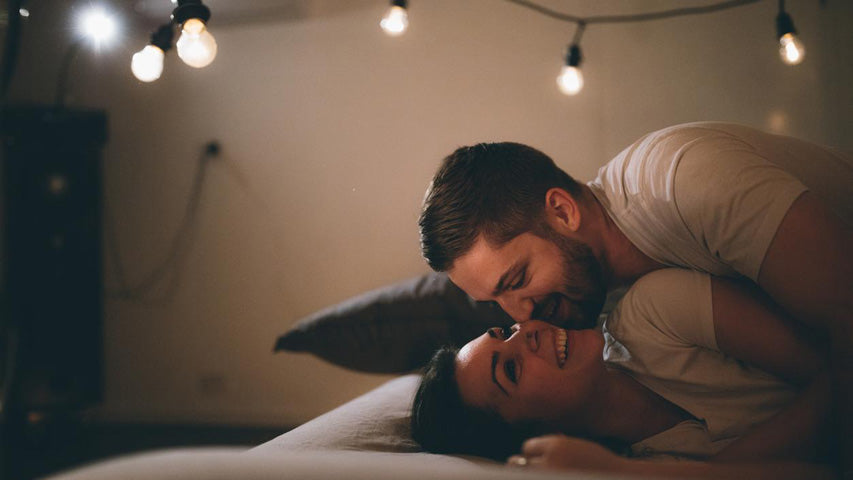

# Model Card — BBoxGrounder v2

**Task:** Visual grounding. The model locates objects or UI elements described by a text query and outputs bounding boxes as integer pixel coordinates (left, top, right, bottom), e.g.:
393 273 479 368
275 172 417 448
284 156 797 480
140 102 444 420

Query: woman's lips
555 328 568 368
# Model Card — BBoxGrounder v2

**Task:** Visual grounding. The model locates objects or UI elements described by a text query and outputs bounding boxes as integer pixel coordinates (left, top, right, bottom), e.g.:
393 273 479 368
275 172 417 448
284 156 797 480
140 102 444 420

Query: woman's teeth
555 329 568 367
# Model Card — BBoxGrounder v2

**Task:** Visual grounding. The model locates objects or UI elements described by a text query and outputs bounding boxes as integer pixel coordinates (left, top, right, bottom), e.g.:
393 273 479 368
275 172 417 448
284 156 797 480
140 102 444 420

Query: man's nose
496 296 533 323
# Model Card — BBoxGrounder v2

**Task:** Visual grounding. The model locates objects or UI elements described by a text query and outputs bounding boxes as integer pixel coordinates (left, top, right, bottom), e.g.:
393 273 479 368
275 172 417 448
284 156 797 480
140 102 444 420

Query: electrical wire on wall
0 0 25 106
103 141 275 305
104 142 220 304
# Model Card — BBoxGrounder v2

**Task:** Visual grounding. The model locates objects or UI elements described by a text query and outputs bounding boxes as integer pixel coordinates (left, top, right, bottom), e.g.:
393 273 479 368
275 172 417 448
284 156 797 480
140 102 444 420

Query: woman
411 269 834 477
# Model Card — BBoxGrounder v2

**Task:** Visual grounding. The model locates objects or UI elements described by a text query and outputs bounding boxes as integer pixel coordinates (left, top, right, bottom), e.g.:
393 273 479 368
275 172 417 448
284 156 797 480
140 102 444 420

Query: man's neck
581 185 665 288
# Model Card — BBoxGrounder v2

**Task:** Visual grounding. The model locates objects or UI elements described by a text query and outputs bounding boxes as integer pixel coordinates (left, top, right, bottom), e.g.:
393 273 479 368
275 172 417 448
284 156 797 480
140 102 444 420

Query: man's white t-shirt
588 122 853 281
602 269 798 460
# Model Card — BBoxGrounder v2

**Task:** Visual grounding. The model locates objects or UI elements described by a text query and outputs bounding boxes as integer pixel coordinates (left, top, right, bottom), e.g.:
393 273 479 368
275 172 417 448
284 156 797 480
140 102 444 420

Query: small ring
511 456 528 467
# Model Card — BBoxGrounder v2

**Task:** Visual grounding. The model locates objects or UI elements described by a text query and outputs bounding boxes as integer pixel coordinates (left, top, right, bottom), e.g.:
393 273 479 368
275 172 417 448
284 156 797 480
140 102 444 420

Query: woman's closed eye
504 359 518 384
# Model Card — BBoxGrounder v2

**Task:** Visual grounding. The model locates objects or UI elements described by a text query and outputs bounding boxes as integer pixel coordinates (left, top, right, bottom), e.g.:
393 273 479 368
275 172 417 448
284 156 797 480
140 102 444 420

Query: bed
46 374 623 480
46 273 629 480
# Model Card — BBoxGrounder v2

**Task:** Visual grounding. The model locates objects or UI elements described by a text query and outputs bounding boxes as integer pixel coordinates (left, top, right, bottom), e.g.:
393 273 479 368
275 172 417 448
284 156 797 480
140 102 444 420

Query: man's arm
709 275 831 463
710 275 826 386
758 193 853 337
513 435 835 480
713 372 832 463
757 192 853 470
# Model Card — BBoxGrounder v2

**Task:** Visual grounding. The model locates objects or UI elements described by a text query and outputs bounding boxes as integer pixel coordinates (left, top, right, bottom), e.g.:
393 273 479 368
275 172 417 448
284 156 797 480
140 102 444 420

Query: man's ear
544 188 581 233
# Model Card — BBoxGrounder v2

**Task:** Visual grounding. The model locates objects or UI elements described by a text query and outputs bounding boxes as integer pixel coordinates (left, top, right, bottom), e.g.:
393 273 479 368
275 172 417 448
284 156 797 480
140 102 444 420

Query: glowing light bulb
176 18 217 68
557 65 584 95
778 33 805 65
380 5 408 36
79 7 117 46
131 45 165 82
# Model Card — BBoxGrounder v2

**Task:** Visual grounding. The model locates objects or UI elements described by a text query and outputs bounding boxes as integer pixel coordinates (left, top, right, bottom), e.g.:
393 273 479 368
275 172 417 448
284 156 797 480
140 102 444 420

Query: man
418 122 852 471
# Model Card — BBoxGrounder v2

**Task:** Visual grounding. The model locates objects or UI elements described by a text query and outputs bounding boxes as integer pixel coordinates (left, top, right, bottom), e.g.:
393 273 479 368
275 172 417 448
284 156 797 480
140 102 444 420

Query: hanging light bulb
171 0 217 68
557 45 583 95
778 33 805 65
380 0 409 37
131 24 174 82
78 6 118 48
132 46 165 82
176 19 217 68
775 4 805 65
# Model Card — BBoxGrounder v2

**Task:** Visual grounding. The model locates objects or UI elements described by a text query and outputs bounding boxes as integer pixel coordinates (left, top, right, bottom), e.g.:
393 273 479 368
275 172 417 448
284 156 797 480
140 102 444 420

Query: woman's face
455 320 605 428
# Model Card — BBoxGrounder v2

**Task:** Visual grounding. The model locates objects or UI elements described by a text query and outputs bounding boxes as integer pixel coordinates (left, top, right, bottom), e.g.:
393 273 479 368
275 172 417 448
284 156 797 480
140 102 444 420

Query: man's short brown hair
419 142 582 271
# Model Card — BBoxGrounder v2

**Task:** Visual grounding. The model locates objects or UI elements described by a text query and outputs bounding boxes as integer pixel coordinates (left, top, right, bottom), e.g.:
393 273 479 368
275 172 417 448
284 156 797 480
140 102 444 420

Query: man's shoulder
590 123 736 186
594 122 754 174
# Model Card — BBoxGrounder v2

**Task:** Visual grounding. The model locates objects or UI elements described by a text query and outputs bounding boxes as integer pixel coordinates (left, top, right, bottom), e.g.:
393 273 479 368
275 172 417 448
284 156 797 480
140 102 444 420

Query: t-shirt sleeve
672 135 807 281
608 269 717 351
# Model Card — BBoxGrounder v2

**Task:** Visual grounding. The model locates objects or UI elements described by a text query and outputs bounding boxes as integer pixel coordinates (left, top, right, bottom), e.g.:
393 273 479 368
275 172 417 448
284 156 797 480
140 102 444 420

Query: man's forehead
449 236 517 299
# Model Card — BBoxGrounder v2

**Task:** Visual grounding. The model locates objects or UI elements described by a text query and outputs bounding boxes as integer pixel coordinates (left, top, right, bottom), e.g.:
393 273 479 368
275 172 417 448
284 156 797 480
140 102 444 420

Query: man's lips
533 294 560 323
535 294 578 328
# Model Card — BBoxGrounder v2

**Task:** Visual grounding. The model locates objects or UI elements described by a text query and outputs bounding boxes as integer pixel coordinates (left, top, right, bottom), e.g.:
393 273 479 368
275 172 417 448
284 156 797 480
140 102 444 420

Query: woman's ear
544 188 581 233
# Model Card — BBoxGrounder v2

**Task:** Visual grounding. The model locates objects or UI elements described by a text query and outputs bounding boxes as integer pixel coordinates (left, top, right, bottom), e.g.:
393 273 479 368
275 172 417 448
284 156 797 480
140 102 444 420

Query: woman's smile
555 328 568 368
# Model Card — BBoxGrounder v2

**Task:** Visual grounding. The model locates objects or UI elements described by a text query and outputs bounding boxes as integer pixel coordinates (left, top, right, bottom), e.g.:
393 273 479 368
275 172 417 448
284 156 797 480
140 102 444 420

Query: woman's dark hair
419 142 582 271
410 346 529 460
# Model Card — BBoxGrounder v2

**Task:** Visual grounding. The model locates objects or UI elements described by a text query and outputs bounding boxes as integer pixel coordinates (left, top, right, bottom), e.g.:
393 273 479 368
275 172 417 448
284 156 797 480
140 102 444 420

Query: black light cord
105 142 220 304
570 21 586 46
0 0 24 435
502 0 763 25
0 326 17 418
1 0 24 106
54 39 83 109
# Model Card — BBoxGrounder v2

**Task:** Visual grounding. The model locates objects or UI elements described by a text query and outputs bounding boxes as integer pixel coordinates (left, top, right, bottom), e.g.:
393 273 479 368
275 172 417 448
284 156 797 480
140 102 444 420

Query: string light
172 0 217 68
78 6 118 48
499 0 778 95
776 0 805 65
129 0 812 92
130 0 217 83
380 0 409 37
556 23 584 96
131 24 173 82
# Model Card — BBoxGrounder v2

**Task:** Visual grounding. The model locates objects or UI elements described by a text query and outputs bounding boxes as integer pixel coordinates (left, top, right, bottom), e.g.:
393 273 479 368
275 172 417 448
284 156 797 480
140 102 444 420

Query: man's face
455 320 605 427
448 230 606 329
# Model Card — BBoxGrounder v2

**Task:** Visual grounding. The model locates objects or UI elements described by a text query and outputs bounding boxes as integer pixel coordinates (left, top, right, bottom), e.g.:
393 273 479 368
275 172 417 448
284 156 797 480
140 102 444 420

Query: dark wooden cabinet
2 106 106 479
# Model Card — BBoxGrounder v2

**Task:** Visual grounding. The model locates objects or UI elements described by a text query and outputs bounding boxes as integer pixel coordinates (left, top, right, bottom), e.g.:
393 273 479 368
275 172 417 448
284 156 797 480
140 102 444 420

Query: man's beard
534 227 607 330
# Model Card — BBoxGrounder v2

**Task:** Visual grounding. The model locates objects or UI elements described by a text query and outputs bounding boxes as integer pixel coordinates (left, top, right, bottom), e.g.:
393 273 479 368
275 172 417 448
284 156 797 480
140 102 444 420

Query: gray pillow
274 272 513 373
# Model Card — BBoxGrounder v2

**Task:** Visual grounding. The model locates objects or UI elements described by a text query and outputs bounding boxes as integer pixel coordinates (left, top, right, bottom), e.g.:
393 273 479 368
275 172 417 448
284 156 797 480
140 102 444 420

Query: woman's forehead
455 333 504 411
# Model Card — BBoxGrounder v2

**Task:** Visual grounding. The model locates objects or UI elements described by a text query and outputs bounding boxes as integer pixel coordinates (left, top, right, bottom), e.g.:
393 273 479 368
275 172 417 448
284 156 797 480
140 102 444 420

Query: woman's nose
509 324 540 352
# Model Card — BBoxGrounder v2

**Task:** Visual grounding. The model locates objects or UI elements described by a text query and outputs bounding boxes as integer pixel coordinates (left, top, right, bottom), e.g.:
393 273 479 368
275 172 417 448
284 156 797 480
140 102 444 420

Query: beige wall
8 0 852 427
